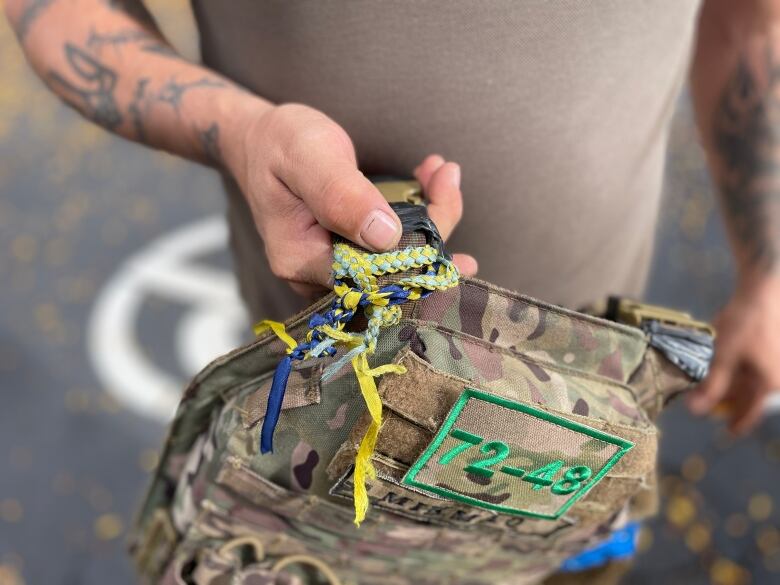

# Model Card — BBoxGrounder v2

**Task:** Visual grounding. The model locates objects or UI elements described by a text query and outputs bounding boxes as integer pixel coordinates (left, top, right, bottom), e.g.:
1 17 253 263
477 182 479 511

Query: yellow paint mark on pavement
685 522 711 553
709 558 751 585
666 494 696 528
681 454 707 483
748 493 773 522
94 514 124 541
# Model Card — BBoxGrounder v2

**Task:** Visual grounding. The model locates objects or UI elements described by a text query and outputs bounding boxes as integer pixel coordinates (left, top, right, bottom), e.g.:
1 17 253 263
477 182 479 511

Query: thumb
276 131 401 251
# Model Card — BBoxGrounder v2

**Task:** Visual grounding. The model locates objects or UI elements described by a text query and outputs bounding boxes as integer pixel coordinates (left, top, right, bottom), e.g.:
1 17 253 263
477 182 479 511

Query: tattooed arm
4 0 266 165
689 0 780 432
4 0 475 292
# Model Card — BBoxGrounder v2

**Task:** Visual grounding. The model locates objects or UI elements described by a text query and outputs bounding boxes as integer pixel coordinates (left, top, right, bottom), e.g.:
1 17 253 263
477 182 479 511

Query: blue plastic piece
560 522 640 572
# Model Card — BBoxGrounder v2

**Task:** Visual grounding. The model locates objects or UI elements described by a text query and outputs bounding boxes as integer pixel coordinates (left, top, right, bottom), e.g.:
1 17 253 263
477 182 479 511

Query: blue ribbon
259 355 293 454
560 522 639 573
258 299 343 454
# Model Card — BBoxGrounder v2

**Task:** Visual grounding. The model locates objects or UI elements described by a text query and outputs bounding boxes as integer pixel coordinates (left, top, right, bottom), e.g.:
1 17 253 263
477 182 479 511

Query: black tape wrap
390 202 450 260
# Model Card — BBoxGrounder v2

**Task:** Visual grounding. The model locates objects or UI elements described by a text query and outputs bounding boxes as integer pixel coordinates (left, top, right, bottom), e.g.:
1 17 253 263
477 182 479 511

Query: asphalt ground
0 4 779 584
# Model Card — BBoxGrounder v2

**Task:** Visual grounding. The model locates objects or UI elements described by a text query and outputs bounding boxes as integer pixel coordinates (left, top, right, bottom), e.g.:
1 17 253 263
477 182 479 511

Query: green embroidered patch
401 388 634 520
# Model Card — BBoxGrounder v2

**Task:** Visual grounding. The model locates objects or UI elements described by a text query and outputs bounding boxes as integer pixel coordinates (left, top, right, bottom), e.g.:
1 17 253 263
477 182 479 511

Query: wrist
212 88 273 181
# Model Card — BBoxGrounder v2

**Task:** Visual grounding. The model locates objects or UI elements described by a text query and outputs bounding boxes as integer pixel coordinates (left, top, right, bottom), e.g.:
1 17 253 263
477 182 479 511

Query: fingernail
361 210 400 250
451 164 461 187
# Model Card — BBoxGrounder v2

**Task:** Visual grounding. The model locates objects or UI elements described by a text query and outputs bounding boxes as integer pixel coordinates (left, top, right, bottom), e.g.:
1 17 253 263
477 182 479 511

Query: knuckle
275 102 310 118
264 104 334 154
272 103 323 132
293 121 353 158
258 104 298 139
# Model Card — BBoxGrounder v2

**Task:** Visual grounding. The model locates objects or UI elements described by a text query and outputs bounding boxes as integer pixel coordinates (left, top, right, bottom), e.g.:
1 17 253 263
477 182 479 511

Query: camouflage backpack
130 181 714 585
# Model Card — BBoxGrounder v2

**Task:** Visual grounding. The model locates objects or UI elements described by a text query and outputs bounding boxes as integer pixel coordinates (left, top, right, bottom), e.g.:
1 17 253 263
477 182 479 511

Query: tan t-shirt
191 0 702 321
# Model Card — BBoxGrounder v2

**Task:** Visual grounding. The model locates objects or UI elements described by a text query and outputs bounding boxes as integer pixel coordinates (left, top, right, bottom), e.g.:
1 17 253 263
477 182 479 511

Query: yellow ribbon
351 353 406 526
253 320 298 354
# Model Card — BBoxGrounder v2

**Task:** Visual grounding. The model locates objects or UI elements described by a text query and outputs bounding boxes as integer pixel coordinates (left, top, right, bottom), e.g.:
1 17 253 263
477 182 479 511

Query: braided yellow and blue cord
255 241 459 525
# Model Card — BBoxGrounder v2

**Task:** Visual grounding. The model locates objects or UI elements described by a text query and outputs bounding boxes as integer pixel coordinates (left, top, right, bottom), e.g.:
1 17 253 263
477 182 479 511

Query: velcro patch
401 388 634 520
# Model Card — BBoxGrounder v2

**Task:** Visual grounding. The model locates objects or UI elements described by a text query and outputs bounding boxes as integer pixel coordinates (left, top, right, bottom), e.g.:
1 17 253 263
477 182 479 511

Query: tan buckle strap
375 180 424 205
614 298 715 336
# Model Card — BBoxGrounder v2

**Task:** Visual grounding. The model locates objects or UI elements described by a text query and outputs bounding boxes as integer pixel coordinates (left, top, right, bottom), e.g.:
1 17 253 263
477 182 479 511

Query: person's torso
190 0 702 319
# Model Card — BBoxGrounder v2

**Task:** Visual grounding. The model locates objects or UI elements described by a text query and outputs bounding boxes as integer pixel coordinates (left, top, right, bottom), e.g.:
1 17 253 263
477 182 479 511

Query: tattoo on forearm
13 0 56 41
199 123 222 164
87 28 152 52
140 43 179 58
126 76 227 146
86 27 178 59
714 45 780 273
157 77 227 111
41 22 228 160
128 77 150 141
47 43 122 129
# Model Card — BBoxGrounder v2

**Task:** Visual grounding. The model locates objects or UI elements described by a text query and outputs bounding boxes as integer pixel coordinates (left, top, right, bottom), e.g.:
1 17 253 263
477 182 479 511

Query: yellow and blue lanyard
255 241 460 525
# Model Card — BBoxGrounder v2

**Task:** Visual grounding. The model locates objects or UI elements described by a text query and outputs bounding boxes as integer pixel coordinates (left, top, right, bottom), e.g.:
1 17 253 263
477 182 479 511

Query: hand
224 103 477 297
688 276 780 434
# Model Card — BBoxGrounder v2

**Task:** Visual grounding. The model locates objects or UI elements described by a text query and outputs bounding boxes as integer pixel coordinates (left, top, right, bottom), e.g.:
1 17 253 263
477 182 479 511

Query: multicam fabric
130 268 695 585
